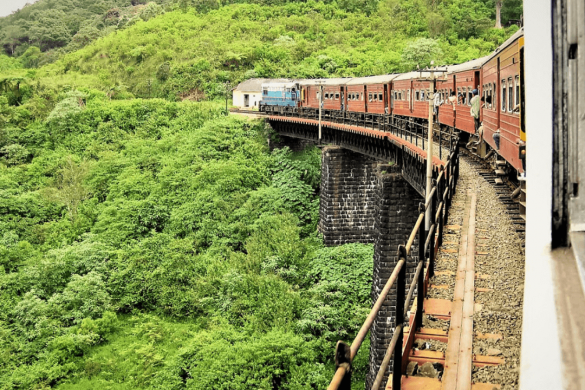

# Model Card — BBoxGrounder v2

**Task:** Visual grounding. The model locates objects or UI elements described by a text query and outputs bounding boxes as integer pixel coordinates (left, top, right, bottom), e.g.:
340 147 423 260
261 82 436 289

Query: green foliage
26 1 520 99
177 327 329 389
298 244 374 342
0 92 379 388
401 38 443 71
0 55 22 71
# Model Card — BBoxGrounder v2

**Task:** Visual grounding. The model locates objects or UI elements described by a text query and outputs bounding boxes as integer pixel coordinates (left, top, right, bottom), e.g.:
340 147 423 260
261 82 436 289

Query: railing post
417 203 425 325
429 180 437 278
437 171 444 248
393 245 407 390
334 341 352 390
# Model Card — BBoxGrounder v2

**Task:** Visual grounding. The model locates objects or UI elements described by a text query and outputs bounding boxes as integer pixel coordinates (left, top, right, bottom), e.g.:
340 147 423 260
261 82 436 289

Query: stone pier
318 147 424 389
319 146 378 246
367 165 423 390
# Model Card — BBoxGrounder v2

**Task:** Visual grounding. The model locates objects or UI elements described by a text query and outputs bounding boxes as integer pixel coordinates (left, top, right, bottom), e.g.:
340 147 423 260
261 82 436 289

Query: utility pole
426 64 435 231
225 81 231 116
423 63 448 231
316 80 324 143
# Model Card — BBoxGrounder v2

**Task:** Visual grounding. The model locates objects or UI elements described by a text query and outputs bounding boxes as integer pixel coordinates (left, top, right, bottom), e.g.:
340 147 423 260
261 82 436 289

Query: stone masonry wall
366 164 424 390
319 146 379 246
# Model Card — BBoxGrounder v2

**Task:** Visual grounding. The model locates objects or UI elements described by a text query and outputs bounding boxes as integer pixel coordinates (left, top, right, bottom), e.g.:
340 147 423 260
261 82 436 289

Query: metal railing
263 106 455 160
327 139 460 390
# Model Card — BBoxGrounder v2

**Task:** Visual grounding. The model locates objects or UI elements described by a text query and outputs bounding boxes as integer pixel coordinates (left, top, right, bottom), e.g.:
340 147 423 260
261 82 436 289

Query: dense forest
0 0 521 388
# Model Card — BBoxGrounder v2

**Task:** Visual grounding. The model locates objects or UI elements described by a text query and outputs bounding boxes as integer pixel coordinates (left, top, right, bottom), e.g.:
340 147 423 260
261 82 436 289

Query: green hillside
24 0 521 99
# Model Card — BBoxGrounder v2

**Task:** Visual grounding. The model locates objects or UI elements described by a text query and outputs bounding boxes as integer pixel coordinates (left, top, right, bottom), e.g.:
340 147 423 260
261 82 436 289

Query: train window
335 93 339 100
467 90 472 106
508 77 513 112
492 83 496 111
368 93 373 102
501 79 506 112
415 90 420 101
379 94 383 101
421 90 425 101
514 75 520 112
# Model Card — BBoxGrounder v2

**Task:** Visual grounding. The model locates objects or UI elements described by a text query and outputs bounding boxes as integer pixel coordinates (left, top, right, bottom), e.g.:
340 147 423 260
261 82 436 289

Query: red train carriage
453 59 484 134
411 78 434 119
392 72 415 117
437 74 455 128
481 28 524 172
299 79 350 111
436 57 488 134
391 72 433 119
345 75 397 115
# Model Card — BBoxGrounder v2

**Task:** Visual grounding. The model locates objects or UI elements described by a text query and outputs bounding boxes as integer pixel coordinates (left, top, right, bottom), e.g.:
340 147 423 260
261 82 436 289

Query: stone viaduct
267 115 449 389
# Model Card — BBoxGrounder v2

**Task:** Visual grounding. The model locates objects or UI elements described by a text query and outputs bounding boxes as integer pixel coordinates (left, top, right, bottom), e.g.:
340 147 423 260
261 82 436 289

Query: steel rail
424 186 437 210
436 202 444 223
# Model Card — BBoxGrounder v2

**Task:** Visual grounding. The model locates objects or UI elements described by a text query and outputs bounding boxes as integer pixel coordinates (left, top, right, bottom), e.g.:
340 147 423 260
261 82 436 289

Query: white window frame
515 75 520 113
501 79 507 112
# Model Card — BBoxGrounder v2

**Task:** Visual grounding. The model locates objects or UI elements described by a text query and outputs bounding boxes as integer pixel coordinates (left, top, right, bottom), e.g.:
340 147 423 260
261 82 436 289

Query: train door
520 46 525 141
408 80 413 112
364 85 368 112
474 71 480 91
497 57 501 130
384 84 388 114
340 86 345 111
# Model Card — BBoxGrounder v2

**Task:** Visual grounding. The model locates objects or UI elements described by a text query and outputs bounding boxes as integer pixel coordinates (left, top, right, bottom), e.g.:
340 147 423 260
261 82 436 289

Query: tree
20 46 42 68
28 10 72 51
1 26 25 55
401 38 443 71
495 0 502 28
43 155 91 221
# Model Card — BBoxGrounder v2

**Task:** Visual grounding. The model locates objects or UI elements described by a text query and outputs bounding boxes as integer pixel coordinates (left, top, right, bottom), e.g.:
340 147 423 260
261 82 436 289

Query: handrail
406 213 425 254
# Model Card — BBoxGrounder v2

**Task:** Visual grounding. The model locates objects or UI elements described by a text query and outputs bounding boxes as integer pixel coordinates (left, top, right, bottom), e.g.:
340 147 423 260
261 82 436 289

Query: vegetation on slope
0 90 376 388
0 0 522 388
1 0 521 100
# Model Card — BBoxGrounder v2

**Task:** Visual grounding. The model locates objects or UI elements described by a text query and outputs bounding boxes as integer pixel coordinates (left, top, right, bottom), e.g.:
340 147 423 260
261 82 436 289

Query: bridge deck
269 116 445 167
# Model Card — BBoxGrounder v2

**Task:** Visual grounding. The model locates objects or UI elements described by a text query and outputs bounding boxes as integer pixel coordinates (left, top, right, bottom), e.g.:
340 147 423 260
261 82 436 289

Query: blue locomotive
259 81 300 109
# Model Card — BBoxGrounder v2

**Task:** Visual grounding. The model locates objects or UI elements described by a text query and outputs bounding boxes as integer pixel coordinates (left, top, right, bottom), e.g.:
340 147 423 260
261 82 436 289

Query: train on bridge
258 28 525 178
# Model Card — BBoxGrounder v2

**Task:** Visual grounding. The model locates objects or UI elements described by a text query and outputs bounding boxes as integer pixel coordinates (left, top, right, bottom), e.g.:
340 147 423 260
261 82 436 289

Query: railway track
459 147 525 243
390 153 525 390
